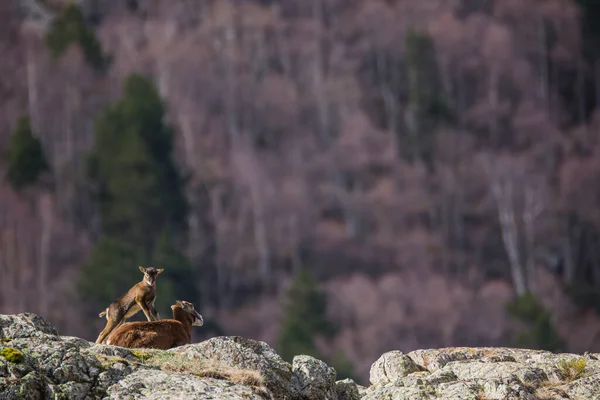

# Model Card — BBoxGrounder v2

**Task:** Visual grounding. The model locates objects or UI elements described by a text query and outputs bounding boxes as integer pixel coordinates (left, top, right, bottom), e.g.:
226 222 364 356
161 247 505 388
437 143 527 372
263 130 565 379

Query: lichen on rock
0 348 24 363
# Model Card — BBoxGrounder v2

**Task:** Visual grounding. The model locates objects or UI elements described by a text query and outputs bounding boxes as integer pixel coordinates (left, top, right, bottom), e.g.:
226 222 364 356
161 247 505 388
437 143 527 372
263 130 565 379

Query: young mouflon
95 266 164 344
105 300 203 350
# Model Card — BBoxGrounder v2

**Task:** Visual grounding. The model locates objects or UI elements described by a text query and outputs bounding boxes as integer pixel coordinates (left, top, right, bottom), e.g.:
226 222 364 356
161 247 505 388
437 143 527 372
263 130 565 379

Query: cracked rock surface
2 313 600 399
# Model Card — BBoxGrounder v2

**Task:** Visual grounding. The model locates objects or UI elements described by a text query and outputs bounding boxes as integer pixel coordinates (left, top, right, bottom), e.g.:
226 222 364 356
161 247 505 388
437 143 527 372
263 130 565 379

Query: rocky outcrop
2 313 600 399
0 313 342 399
365 347 600 399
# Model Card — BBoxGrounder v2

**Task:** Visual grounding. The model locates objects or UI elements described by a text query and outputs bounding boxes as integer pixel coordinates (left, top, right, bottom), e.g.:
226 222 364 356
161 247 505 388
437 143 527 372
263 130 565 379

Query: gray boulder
335 378 361 400
291 355 337 400
170 335 293 399
369 350 421 385
0 313 58 339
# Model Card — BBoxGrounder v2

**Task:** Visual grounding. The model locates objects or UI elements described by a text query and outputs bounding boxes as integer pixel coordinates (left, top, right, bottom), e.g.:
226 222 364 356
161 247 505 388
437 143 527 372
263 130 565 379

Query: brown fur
105 300 203 349
95 266 164 344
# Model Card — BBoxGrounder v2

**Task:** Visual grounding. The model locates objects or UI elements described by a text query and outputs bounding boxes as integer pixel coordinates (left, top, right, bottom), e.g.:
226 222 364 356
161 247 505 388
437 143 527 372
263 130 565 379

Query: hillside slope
5 0 600 386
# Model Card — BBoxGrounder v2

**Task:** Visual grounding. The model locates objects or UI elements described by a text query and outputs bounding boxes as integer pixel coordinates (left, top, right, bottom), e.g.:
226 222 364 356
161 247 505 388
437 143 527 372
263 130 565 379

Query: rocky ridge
1 313 600 399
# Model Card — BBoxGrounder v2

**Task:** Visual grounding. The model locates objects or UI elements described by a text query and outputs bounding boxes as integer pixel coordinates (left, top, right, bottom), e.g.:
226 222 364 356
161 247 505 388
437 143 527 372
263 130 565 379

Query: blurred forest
4 0 600 383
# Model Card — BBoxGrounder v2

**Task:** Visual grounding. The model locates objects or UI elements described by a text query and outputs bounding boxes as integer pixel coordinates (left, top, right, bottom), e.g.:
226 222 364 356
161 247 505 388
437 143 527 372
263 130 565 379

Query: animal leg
96 318 121 344
147 300 160 320
95 315 124 344
137 297 157 321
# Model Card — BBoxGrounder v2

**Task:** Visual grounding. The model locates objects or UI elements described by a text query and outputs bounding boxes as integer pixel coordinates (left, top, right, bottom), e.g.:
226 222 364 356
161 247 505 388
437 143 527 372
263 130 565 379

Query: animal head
172 300 204 326
139 266 164 286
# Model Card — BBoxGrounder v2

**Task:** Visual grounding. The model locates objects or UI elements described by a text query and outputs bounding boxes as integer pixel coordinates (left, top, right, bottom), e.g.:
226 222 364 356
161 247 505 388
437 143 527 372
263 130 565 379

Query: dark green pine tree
5 116 49 191
45 4 109 71
277 269 358 381
277 269 338 363
404 31 452 167
81 73 192 314
507 292 565 352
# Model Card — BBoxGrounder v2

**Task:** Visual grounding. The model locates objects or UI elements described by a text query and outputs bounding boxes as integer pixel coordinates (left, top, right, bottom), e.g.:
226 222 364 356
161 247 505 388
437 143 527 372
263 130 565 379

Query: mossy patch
1 347 24 363
94 353 140 370
0 338 11 343
130 350 151 363
556 358 587 381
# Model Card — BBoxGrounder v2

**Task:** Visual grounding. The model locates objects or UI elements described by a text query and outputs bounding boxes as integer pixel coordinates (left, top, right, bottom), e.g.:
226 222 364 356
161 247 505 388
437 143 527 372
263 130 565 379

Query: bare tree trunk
209 187 226 308
488 67 500 148
564 220 579 284
273 12 291 78
595 59 600 112
223 19 240 143
404 91 421 163
65 84 76 166
484 157 528 296
288 215 302 273
248 175 271 288
16 223 28 311
576 57 586 125
0 226 15 311
440 180 450 274
178 114 202 263
453 69 466 252
38 193 53 317
538 16 550 111
493 181 528 296
523 186 543 284
157 61 170 99
26 40 39 134
375 47 400 158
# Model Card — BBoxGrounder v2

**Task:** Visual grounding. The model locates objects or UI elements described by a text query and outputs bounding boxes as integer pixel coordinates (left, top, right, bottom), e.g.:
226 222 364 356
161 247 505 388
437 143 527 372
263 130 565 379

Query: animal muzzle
193 312 204 326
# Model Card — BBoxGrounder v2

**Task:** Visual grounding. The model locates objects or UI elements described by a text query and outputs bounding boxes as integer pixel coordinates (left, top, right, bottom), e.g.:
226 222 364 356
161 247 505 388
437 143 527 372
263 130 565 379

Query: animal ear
139 266 146 273
157 268 165 275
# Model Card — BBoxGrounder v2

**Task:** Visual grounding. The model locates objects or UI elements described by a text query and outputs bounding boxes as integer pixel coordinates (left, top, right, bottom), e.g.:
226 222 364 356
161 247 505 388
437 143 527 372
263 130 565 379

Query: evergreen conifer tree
5 116 49 191
45 4 109 71
277 269 358 381
81 74 193 315
277 269 337 362
404 31 452 167
507 292 564 352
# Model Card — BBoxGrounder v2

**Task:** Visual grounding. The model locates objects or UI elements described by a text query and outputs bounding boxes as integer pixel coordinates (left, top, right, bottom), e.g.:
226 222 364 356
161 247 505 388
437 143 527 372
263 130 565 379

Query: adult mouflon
105 300 203 349
95 266 164 344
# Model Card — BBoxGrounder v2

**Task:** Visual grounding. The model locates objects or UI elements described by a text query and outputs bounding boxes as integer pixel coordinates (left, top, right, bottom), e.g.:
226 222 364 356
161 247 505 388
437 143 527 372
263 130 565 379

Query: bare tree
38 192 53 317
479 152 550 296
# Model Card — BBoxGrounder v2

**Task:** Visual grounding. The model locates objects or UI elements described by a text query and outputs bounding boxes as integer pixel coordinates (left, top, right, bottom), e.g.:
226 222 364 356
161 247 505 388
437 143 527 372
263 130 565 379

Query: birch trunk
38 193 53 317
493 181 528 296
26 40 39 134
